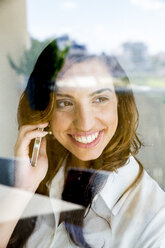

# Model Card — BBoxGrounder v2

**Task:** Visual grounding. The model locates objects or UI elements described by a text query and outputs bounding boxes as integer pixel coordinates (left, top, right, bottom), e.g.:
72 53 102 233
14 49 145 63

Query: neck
69 154 90 169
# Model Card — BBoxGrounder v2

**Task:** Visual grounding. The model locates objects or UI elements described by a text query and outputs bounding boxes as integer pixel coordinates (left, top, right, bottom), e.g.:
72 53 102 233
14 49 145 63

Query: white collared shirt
25 156 165 248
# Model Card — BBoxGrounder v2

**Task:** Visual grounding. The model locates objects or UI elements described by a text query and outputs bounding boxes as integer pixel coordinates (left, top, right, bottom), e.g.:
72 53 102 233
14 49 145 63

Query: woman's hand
14 123 49 192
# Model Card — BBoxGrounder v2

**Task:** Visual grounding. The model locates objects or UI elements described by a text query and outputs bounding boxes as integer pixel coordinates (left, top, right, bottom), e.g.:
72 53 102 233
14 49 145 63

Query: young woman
2 40 165 247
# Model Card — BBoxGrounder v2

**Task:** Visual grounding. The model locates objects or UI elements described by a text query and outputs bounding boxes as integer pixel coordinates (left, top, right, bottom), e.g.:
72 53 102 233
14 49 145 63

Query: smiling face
50 59 118 162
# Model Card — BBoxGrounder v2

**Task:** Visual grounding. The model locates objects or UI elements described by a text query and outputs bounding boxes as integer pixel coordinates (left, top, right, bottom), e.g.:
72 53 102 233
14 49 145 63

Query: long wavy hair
7 40 143 248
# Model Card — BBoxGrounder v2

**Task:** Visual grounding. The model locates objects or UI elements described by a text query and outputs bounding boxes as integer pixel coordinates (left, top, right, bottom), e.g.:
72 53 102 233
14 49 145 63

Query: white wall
0 0 29 157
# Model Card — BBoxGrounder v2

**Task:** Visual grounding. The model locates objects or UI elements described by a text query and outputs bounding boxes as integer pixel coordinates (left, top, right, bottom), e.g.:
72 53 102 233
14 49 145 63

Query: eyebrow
56 88 112 99
56 93 74 99
89 88 112 96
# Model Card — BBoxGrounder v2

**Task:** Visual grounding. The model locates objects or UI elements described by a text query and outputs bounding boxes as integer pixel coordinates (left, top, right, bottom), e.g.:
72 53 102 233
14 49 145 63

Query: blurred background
0 0 165 187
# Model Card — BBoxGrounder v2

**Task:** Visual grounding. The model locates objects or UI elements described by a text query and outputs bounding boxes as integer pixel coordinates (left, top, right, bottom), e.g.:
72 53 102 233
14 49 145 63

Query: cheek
50 111 72 134
111 106 118 126
100 103 118 127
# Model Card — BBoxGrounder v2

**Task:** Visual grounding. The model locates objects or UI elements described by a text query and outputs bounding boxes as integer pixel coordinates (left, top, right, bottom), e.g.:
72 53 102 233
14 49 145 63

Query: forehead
56 59 114 90
61 58 109 76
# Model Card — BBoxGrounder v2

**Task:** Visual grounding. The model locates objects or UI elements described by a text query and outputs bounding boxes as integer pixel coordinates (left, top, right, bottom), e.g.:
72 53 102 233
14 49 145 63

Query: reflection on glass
0 39 165 248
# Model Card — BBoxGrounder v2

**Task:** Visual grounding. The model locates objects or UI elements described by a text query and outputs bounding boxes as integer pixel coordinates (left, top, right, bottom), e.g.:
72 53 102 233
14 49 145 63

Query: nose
73 104 95 131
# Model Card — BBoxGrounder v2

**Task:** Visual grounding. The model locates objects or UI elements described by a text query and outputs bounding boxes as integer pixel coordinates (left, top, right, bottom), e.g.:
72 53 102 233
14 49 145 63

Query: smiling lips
72 131 99 144
69 130 103 148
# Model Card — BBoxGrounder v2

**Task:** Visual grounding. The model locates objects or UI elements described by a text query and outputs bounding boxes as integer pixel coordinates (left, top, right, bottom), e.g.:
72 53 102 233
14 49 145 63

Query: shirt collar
49 155 140 216
93 156 140 216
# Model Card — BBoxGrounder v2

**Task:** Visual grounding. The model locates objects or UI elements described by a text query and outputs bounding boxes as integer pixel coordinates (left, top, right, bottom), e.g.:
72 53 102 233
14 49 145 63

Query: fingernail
42 131 48 135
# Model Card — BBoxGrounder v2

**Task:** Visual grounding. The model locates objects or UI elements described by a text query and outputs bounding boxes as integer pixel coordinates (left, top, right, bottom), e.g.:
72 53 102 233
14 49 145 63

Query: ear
45 123 53 135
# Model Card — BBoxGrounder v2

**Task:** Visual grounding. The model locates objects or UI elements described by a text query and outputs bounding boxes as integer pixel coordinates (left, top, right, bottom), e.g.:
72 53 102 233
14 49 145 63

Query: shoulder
136 167 165 208
123 156 165 206
121 156 165 214
112 158 165 247
133 174 165 247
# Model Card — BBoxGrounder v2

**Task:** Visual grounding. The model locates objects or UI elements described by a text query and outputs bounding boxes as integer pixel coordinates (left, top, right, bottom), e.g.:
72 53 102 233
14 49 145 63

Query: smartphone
31 128 44 167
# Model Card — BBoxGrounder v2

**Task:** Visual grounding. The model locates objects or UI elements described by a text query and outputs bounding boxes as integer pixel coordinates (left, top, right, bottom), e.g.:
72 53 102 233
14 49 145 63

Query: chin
73 150 102 162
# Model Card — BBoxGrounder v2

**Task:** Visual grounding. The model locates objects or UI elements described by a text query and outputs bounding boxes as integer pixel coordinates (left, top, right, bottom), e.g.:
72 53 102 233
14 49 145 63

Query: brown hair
8 41 143 248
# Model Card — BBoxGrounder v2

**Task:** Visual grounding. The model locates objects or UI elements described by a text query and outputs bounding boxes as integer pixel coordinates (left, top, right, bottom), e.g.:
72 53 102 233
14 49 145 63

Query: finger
17 123 48 147
22 130 48 147
15 130 48 156
19 123 49 137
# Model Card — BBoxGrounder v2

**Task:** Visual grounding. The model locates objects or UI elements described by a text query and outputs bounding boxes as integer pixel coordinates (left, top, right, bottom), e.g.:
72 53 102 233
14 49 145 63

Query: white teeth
82 137 87 143
77 137 82 142
72 132 99 144
87 136 92 143
95 132 99 138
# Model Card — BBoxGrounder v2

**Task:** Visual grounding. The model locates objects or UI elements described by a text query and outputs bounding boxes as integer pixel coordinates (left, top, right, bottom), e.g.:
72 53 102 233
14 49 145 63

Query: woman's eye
56 100 73 109
93 97 109 103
